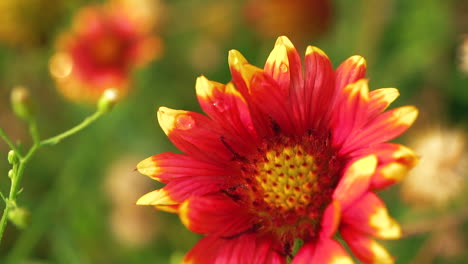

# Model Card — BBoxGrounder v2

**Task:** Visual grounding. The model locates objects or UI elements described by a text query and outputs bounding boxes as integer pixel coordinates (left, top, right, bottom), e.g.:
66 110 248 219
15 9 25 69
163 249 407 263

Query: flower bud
8 169 14 179
8 206 30 229
10 86 34 121
98 89 118 113
7 150 16 164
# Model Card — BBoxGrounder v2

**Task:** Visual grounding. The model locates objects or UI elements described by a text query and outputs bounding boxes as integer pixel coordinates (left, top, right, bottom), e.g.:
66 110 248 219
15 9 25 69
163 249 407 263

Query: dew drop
212 99 228 113
176 115 195 130
279 63 289 73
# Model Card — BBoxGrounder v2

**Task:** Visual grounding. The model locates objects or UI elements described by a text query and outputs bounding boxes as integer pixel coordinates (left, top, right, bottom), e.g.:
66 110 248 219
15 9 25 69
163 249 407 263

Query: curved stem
0 108 106 245
40 110 104 147
0 128 23 158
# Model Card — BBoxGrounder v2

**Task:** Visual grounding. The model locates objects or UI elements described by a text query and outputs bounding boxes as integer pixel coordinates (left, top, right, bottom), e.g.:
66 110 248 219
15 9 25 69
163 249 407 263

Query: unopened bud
98 89 118 113
8 169 14 179
11 86 34 121
8 206 30 229
7 150 16 164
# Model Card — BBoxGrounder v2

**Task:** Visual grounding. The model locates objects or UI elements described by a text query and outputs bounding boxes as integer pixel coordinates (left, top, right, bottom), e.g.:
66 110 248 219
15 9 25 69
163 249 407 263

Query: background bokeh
0 0 467 263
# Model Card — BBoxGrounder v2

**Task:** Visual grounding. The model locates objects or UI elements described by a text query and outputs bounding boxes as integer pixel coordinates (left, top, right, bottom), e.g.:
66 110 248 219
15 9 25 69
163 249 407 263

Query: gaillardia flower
137 36 418 263
50 4 161 102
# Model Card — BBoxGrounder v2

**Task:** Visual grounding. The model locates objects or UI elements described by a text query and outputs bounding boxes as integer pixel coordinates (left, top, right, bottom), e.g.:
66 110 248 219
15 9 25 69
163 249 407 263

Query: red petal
292 238 354 264
179 194 254 237
163 175 231 202
183 235 285 264
228 50 277 137
343 106 418 152
367 88 400 119
137 152 235 183
333 155 377 209
158 107 240 163
370 143 419 189
341 225 395 264
342 192 401 240
333 79 370 149
320 200 341 238
196 76 259 147
335 55 367 93
248 71 297 135
303 46 335 131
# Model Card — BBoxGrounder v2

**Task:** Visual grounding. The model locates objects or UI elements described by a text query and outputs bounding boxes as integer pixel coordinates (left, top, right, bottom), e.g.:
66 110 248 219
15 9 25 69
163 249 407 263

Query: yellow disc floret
254 145 318 213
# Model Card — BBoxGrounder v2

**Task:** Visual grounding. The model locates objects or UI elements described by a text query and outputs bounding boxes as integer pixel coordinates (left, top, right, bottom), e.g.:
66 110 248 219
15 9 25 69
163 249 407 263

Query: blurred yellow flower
401 127 468 208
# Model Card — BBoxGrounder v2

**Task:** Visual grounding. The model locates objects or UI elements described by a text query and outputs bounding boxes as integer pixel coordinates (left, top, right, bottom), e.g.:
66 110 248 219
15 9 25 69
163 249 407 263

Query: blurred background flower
50 3 162 103
104 155 159 248
401 127 467 208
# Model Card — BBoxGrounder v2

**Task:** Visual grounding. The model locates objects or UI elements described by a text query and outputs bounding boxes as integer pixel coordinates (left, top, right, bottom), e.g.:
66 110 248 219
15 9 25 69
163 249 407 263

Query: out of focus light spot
49 52 73 79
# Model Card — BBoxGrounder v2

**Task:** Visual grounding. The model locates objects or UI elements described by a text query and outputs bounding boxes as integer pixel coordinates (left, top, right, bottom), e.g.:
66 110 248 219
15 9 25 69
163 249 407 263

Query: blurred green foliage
0 0 467 263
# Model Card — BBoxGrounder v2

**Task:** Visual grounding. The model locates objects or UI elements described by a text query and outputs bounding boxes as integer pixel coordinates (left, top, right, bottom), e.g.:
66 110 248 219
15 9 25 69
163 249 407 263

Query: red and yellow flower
50 4 161 102
137 36 418 263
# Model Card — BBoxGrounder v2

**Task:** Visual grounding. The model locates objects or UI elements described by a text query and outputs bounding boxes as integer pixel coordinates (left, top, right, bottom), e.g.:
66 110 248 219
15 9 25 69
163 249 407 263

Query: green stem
0 128 23 158
0 109 106 245
0 143 39 244
40 110 104 146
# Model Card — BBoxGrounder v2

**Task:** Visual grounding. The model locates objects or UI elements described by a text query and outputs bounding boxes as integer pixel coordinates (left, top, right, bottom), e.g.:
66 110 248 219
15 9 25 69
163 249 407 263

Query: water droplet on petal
279 63 289 73
176 115 195 130
212 99 228 113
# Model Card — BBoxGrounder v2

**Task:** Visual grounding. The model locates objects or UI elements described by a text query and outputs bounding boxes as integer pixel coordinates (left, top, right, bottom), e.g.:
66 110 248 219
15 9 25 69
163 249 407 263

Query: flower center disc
254 145 318 214
93 35 123 65
238 135 343 240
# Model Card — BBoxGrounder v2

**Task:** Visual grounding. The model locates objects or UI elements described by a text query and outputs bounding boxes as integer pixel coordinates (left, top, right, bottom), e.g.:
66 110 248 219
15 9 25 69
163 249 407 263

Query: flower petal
137 152 234 183
163 175 232 203
183 234 285 264
228 50 275 137
333 155 377 209
179 194 254 237
335 55 367 92
248 71 297 135
342 192 401 239
341 225 395 264
333 79 370 149
196 76 259 146
157 107 239 163
371 143 419 189
320 200 341 238
303 45 335 131
228 49 263 96
136 188 179 212
265 36 303 100
292 238 354 264
264 37 291 93
367 88 400 119
344 106 418 151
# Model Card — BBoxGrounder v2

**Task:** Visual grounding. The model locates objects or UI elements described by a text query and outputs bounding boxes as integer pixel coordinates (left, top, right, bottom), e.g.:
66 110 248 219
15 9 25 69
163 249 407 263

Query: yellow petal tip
136 156 160 180
136 189 176 206
349 55 367 68
157 107 191 135
395 106 419 126
370 208 402 239
306 46 328 58
275 36 294 49
195 75 213 98
228 49 247 67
